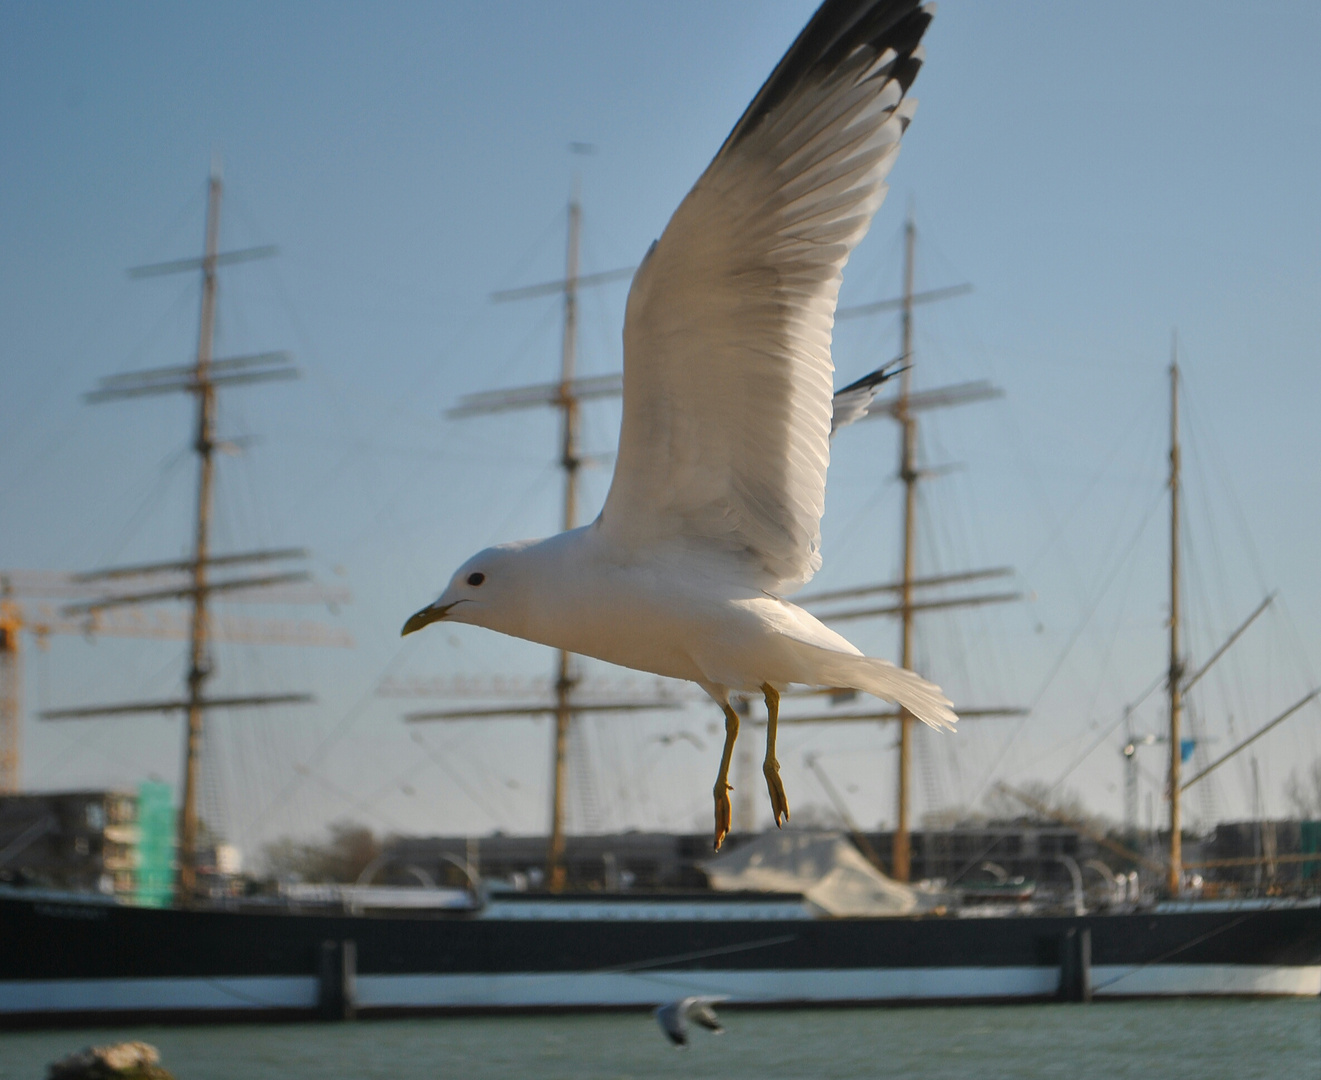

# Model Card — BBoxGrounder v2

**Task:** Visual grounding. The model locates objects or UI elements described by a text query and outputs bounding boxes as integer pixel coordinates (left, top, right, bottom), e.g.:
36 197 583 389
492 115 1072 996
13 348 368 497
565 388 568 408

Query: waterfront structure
0 790 138 897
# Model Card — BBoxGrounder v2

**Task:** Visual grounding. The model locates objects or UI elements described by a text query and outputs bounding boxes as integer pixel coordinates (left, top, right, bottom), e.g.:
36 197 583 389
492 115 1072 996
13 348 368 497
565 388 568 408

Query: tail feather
805 649 957 732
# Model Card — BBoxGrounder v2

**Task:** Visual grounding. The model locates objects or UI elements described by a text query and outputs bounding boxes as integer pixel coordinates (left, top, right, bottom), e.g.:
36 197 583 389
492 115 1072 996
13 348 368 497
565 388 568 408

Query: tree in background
261 820 381 883
1286 758 1321 819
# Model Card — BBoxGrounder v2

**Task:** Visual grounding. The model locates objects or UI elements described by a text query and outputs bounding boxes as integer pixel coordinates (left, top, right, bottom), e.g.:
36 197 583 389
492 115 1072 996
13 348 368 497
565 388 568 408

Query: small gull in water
404 0 954 849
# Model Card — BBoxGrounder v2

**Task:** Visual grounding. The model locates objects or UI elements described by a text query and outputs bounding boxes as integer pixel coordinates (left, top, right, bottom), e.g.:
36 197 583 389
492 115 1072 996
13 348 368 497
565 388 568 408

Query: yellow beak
401 602 456 637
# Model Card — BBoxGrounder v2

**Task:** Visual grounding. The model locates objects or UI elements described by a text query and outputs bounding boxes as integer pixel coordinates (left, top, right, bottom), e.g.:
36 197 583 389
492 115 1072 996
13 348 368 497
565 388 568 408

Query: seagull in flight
655 995 727 1048
404 0 953 849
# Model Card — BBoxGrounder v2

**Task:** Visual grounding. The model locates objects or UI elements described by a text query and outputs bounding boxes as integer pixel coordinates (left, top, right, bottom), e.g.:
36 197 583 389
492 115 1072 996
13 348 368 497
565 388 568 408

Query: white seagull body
405 0 954 848
655 995 727 1047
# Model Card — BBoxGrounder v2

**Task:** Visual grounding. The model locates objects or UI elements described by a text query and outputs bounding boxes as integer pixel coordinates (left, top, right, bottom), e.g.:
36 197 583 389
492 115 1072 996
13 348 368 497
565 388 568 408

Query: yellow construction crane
0 576 352 794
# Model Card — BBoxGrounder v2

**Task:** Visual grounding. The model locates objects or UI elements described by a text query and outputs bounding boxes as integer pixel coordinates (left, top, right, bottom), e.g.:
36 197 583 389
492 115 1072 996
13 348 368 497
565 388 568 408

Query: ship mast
179 169 223 899
547 181 583 892
440 170 674 891
892 216 919 883
41 163 327 905
791 215 1011 882
1166 347 1184 894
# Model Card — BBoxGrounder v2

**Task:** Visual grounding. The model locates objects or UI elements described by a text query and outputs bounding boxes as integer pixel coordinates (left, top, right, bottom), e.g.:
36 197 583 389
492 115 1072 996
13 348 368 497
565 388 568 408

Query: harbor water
2 1000 1317 1079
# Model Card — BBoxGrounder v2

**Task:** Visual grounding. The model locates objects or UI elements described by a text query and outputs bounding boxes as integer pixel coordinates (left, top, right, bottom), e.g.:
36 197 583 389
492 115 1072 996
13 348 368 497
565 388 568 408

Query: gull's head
401 543 531 638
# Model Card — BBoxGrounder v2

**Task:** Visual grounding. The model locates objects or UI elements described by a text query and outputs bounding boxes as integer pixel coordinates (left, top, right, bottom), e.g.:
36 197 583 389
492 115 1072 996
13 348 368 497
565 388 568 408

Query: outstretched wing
598 0 933 594
654 1002 686 1045
688 1000 725 1034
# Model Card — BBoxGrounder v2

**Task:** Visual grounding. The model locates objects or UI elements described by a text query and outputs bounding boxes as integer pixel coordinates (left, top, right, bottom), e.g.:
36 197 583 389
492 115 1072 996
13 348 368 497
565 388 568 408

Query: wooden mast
1166 345 1184 895
892 214 919 882
546 180 582 892
809 215 1004 881
55 167 325 906
177 165 223 900
451 170 680 888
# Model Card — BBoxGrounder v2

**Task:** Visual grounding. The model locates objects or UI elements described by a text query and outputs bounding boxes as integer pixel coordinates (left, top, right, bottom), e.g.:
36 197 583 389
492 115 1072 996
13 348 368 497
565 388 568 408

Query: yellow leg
712 703 740 850
762 682 790 828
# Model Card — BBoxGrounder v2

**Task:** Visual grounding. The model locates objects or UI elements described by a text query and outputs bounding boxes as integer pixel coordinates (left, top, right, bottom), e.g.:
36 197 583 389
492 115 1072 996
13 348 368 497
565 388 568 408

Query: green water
1 1001 1317 1079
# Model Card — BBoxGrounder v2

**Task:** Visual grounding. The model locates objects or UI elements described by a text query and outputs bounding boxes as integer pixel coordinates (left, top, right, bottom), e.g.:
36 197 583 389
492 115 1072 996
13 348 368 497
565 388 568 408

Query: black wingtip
836 358 907 396
721 0 934 156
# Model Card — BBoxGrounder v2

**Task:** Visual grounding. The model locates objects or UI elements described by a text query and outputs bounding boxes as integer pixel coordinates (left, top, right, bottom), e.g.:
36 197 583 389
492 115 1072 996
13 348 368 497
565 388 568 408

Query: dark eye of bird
467 572 485 587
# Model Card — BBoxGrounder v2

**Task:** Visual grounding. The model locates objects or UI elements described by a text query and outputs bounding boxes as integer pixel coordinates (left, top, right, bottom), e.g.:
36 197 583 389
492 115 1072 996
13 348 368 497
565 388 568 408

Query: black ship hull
2 892 1316 1027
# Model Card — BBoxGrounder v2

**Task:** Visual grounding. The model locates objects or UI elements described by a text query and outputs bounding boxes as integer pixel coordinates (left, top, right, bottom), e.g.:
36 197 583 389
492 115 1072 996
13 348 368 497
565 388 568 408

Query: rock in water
47 1041 175 1080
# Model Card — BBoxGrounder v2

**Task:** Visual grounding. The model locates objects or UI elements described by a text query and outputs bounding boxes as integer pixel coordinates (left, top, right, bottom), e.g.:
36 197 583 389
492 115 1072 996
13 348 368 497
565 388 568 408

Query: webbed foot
713 781 732 851
763 758 790 828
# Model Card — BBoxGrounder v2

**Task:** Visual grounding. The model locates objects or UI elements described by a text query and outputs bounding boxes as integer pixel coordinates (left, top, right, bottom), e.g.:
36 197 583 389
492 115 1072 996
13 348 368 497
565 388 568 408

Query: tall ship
0 176 1317 1026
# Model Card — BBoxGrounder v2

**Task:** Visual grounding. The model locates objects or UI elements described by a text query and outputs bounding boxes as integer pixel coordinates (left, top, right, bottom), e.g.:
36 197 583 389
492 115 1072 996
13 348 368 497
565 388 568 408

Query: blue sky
2 2 1319 857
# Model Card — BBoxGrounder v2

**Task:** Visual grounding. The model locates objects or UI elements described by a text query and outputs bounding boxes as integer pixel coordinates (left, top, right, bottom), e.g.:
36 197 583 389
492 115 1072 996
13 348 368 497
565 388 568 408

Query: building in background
0 789 139 896
385 822 1110 896
1209 820 1321 889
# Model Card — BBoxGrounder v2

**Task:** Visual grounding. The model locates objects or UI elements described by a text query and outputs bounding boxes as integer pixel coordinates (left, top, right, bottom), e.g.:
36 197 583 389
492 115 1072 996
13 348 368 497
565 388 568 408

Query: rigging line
105 274 203 379
443 728 524 820
913 491 967 808
1133 757 1164 792
356 751 436 811
1082 516 1151 729
1090 914 1254 992
222 402 260 540
200 716 229 843
1184 698 1219 824
1219 707 1254 820
340 366 562 560
198 976 300 1009
1273 595 1321 703
456 299 566 419
817 470 899 576
91 446 191 568
32 699 175 785
1184 405 1235 654
592 934 800 975
410 729 512 827
1178 524 1227 821
1021 392 1159 582
577 224 630 368
0 207 201 472
482 462 563 550
945 831 1027 888
1200 608 1261 812
289 762 409 834
1181 375 1271 597
493 201 573 305
1048 669 1169 795
1214 633 1258 811
969 485 1167 805
1014 508 1157 778
0 407 91 508
609 703 651 825
279 309 503 532
239 644 415 838
222 645 281 844
1015 411 1166 701
39 631 186 758
1029 482 1167 713
916 468 1011 709
623 717 667 827
1184 393 1316 797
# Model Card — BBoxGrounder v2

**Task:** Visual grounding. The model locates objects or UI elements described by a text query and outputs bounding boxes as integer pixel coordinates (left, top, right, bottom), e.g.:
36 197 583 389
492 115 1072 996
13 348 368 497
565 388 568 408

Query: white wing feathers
599 1 933 594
